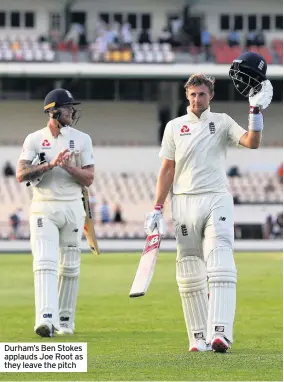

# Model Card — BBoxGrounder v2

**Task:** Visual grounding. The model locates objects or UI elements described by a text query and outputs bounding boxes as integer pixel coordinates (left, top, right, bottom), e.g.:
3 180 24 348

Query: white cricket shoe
189 339 212 352
211 335 230 353
35 322 54 338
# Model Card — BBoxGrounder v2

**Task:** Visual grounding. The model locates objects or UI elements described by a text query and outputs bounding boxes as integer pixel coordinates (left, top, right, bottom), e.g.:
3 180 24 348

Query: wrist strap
248 111 263 132
154 203 163 211
249 106 261 114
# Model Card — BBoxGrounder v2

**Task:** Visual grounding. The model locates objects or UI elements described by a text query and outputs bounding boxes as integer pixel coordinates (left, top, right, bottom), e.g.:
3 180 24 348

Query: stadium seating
0 169 282 239
272 39 283 63
0 37 55 62
89 42 175 63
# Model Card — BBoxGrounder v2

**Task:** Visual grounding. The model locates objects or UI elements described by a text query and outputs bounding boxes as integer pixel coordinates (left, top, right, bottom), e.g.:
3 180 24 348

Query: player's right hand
144 204 167 236
49 149 70 168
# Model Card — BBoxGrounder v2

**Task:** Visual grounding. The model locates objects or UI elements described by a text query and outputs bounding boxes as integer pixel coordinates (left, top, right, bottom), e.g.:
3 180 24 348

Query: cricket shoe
35 322 54 338
189 339 212 352
211 335 230 353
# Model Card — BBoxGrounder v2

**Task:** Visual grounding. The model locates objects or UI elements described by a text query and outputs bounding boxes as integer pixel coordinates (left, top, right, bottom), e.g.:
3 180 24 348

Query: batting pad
33 238 59 331
58 246 81 329
176 256 208 346
206 247 237 344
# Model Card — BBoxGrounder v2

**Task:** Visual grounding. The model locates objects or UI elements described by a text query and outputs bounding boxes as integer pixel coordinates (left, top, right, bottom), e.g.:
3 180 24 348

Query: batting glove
144 204 167 236
249 79 273 110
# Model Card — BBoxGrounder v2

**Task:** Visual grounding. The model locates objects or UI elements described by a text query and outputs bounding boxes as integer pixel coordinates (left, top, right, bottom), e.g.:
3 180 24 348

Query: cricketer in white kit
16 88 94 338
144 53 273 353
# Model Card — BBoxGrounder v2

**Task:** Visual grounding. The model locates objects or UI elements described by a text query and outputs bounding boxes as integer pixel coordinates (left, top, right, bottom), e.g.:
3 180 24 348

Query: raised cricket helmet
229 52 267 97
43 88 81 125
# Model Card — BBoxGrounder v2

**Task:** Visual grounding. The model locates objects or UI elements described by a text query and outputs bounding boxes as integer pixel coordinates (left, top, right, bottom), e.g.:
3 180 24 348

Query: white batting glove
249 80 273 110
144 204 167 236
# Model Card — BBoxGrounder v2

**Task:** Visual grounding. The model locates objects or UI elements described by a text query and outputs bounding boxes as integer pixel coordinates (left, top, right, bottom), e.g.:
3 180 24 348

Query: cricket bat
82 186 100 255
74 151 99 255
129 229 161 298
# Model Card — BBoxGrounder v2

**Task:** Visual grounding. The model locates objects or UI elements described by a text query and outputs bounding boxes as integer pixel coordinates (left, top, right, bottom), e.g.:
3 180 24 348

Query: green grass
0 252 282 381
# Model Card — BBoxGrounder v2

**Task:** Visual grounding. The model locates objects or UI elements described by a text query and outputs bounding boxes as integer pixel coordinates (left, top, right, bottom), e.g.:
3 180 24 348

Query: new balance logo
219 216 226 221
209 122 216 134
194 332 205 339
258 60 264 70
215 325 225 332
181 224 188 236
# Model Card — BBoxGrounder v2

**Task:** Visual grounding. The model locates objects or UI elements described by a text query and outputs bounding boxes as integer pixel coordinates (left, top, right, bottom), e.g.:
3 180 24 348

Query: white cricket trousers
29 199 86 330
172 192 237 345
172 192 234 261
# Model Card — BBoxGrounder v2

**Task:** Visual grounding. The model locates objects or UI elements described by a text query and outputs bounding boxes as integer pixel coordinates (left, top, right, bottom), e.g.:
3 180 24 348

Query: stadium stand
0 0 282 244
0 102 282 146
272 39 283 64
0 167 282 239
0 37 55 62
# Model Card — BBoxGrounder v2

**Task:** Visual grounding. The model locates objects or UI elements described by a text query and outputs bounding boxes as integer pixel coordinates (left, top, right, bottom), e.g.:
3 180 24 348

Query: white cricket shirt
159 107 247 194
18 125 94 201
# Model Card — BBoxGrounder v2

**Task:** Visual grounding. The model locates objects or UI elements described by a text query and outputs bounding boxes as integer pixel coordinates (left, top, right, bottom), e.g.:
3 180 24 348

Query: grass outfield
0 252 282 381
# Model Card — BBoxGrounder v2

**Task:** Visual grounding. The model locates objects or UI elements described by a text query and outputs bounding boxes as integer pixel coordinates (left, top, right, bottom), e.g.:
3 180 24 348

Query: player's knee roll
59 246 81 277
207 247 237 284
176 256 207 293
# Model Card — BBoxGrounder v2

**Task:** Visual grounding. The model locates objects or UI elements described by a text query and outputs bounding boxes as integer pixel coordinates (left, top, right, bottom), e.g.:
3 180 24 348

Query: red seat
257 47 273 64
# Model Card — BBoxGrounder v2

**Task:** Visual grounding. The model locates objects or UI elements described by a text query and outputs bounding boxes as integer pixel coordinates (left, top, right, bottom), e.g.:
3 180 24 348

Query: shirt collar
44 125 70 138
60 125 70 136
187 106 211 121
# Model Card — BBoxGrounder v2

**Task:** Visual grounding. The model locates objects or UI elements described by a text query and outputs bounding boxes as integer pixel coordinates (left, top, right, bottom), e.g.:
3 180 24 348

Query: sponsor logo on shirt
209 122 216 134
180 125 191 136
42 139 51 148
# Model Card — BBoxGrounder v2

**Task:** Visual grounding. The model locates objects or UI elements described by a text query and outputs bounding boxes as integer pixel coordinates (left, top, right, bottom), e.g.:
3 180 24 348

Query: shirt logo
180 125 191 136
42 139 51 148
209 122 216 134
69 140 75 149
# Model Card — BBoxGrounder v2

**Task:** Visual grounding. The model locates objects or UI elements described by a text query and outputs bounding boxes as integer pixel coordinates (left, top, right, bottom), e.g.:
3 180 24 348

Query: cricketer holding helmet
144 52 273 353
16 89 94 337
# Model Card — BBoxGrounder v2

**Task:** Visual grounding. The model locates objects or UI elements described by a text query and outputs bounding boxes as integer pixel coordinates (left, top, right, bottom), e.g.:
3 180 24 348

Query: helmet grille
229 63 263 97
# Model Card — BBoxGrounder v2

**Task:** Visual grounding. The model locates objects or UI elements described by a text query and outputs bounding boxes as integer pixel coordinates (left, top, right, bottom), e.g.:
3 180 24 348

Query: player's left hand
249 79 273 110
144 204 167 236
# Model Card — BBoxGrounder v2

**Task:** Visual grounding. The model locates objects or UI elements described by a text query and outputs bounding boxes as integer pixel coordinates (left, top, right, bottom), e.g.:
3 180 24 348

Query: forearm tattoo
82 165 94 169
17 160 51 182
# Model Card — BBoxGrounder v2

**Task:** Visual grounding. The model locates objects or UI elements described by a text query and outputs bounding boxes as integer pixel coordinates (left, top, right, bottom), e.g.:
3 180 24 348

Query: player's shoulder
23 127 46 142
70 127 92 142
210 112 234 126
168 114 189 127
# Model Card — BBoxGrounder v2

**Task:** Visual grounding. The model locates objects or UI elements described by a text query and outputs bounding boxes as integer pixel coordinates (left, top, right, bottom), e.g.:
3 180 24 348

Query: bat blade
82 187 100 255
129 232 161 298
